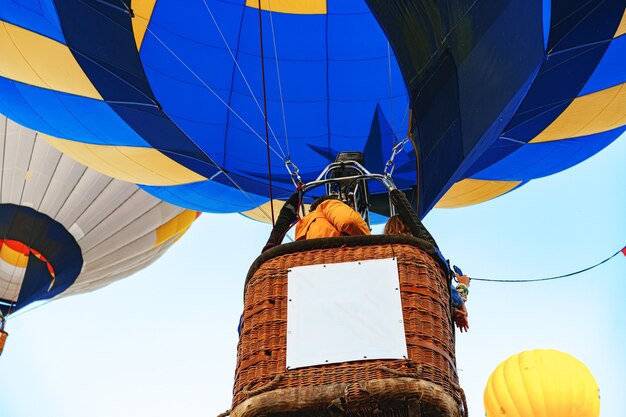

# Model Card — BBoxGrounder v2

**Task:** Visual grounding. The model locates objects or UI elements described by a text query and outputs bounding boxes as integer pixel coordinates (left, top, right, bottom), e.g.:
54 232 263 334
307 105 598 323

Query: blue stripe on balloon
470 126 626 181
0 0 65 43
542 0 551 50
580 35 626 96
0 76 150 147
140 0 407 184
141 181 267 213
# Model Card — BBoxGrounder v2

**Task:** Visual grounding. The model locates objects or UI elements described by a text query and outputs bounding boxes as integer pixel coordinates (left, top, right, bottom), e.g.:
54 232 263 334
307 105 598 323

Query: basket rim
246 234 446 290
230 376 464 417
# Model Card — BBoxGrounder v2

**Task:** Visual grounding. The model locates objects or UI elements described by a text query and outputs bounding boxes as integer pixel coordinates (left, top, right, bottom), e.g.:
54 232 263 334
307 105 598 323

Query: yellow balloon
484 349 600 417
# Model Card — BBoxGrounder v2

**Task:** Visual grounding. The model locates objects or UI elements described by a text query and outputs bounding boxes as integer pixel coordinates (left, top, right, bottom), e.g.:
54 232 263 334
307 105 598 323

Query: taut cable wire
114 1 279 224
468 247 624 283
267 7 291 160
258 1 276 227
200 0 287 159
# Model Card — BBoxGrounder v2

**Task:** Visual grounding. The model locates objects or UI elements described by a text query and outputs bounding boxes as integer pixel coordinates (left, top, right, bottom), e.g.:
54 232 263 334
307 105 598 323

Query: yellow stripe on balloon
42 135 207 186
0 244 29 269
615 9 626 38
154 210 199 247
531 83 626 143
131 0 158 50
435 178 521 208
0 21 101 99
246 0 327 14
241 199 312 224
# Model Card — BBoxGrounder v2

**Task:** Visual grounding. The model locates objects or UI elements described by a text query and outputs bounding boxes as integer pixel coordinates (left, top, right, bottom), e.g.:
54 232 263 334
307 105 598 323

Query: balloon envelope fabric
0 1 624 218
0 116 199 316
484 349 600 417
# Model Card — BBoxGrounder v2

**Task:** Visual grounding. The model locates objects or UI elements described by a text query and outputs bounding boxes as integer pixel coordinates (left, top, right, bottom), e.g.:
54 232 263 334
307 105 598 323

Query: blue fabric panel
211 169 294 198
455 0 622 200
110 103 220 178
458 68 540 180
455 0 543 159
53 0 155 104
0 0 64 42
0 204 82 315
410 49 463 215
0 77 150 146
503 42 608 141
580 35 626 95
367 0 544 215
364 105 395 176
471 126 626 181
16 258 54 312
141 0 408 194
542 0 551 50
329 1 372 14
141 1 263 172
140 180 268 214
547 0 625 53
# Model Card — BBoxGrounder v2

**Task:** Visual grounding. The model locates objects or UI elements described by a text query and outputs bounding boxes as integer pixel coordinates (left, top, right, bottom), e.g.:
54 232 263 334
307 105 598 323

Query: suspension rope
112 5 284 224
408 110 420 211
6 298 54 321
146 28 283 160
127 8 284 162
200 0 287 159
467 247 625 283
387 42 395 144
267 8 291 160
258 1 276 227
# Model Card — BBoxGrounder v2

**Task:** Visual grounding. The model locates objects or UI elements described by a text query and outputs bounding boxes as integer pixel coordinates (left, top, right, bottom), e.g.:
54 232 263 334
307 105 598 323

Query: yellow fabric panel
435 179 521 208
518 351 548 417
532 83 626 143
132 0 158 50
0 21 101 99
0 245 28 269
245 0 327 14
241 199 312 224
154 210 199 247
485 361 523 417
616 9 626 37
42 135 206 186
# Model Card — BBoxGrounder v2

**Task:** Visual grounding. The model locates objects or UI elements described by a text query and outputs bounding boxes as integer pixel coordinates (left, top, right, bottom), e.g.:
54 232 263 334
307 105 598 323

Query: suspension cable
387 41 395 144
128 1 300 219
112 2 281 224
466 247 625 283
258 1 276 227
121 1 285 162
200 0 287 159
267 8 291 160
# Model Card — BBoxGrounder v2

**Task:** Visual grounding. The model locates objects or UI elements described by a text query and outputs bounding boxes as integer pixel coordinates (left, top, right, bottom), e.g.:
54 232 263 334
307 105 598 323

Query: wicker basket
230 235 466 417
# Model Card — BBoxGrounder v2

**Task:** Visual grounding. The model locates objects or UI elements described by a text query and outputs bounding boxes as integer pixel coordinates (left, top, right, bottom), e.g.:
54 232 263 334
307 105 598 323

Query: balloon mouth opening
0 204 83 316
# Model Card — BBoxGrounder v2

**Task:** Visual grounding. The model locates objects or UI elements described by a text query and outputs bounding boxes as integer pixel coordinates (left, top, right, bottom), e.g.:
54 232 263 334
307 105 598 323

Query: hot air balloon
484 349 600 417
0 116 199 354
0 1 623 219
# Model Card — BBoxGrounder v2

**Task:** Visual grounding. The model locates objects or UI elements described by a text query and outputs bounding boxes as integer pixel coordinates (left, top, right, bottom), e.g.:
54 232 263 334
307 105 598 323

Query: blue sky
0 134 624 417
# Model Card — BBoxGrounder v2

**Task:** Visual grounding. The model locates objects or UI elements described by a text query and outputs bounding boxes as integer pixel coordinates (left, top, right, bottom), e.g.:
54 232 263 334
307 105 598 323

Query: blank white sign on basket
286 257 407 370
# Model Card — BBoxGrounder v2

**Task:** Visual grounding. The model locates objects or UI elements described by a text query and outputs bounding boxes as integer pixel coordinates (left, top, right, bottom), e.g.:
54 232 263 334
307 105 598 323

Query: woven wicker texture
232 239 465 417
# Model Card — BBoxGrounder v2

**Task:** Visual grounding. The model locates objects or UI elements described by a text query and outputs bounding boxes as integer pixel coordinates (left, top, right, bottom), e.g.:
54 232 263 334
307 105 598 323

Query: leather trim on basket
246 234 447 291
412 340 457 371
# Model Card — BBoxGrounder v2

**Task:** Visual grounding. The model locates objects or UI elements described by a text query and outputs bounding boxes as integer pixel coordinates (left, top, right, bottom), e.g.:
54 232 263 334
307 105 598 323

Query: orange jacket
295 199 370 240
